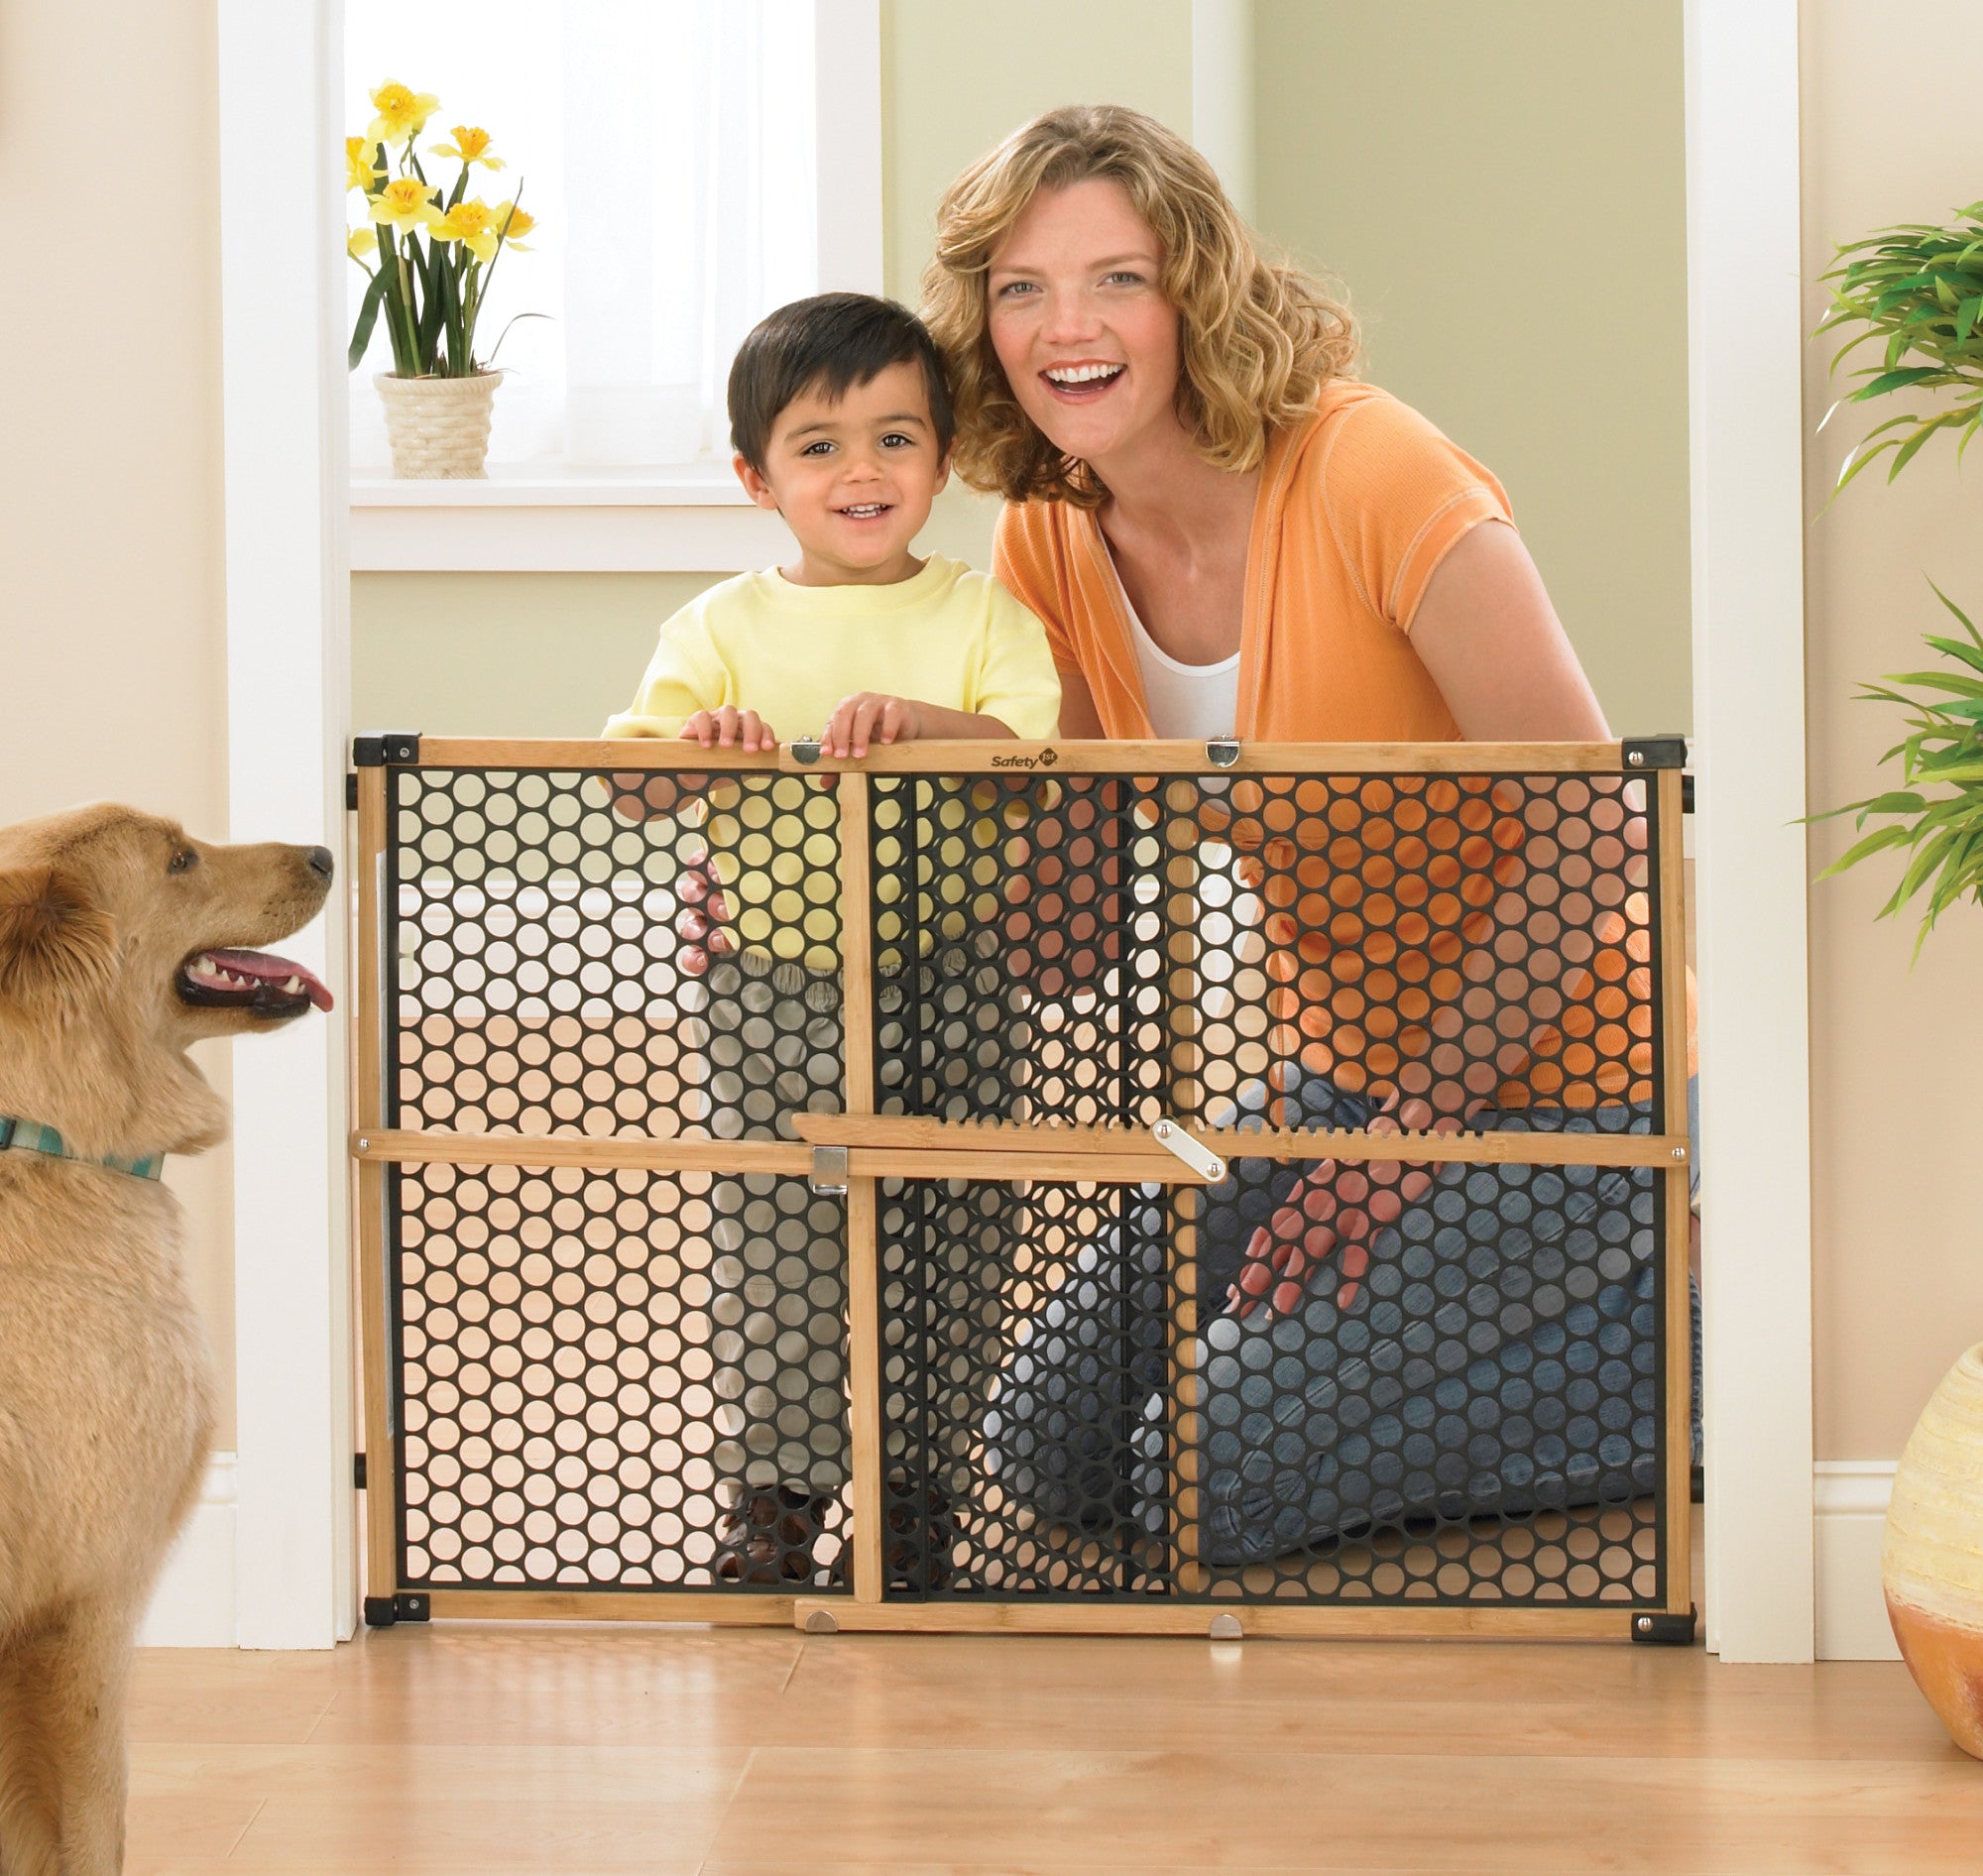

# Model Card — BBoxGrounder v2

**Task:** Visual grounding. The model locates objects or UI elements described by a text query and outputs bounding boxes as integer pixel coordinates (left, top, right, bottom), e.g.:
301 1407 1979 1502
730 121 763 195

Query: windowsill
352 460 755 508
350 459 788 573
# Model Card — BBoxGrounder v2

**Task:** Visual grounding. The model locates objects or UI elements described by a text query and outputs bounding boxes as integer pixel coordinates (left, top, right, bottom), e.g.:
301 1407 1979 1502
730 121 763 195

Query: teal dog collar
0 1113 164 1182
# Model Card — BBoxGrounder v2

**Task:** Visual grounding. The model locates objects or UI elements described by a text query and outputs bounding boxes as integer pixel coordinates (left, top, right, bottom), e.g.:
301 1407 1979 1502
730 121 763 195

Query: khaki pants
679 951 847 1491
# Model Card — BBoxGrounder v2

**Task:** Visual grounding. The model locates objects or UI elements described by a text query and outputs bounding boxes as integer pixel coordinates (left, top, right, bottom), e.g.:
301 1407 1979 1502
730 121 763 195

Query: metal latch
790 736 823 765
1205 736 1240 769
1151 1117 1225 1182
809 1145 849 1195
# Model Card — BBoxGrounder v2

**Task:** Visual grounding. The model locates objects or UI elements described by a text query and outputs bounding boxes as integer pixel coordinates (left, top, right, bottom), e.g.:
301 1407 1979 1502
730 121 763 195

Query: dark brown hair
727 293 956 473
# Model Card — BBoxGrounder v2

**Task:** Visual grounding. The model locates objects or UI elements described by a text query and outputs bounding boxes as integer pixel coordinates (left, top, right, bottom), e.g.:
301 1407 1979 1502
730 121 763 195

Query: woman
906 105 1691 1576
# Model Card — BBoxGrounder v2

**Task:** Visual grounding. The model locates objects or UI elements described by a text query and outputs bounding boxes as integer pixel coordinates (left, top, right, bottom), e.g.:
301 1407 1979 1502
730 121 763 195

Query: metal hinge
1621 735 1689 771
808 1145 849 1195
352 732 421 766
353 1453 367 1490
345 772 359 812
1631 1606 1697 1646
790 736 823 765
1205 736 1240 769
363 1591 430 1628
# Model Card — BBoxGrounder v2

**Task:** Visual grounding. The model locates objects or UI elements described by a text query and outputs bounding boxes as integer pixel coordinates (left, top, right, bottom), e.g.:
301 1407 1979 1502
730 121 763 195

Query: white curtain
345 0 817 470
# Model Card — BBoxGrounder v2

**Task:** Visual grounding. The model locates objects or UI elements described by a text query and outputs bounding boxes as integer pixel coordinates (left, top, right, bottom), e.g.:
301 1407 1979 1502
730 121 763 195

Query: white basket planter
374 370 504 479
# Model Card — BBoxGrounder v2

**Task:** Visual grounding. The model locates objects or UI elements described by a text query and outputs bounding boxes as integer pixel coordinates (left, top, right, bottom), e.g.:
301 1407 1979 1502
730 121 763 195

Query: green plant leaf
1927 580 1983 646
1832 434 1906 495
1887 826 1960 914
417 235 448 368
1887 410 1967 476
1816 823 1912 879
1880 668 1983 699
1920 635 1983 673
484 309 552 365
1850 366 1952 400
348 265 391 372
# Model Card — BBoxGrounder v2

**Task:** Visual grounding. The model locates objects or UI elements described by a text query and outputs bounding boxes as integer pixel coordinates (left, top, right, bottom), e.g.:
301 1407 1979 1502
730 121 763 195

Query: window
346 0 867 476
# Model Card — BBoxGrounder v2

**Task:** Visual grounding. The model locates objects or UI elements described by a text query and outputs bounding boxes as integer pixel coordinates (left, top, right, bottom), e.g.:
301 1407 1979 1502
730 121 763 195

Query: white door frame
217 1 1818 1659
1684 0 1814 1663
218 0 356 1648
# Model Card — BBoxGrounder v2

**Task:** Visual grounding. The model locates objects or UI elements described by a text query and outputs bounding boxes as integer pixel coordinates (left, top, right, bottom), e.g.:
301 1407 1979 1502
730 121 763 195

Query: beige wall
1253 0 1691 738
0 0 236 1440
353 573 720 735
1802 0 1983 1458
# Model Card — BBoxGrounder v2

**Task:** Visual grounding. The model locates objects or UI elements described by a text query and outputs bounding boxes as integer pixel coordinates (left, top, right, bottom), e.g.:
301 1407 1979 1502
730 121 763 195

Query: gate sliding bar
792 1114 1688 1170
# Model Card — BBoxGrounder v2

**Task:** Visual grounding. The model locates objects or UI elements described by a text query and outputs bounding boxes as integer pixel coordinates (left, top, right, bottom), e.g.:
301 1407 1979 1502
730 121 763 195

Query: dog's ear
0 866 118 1007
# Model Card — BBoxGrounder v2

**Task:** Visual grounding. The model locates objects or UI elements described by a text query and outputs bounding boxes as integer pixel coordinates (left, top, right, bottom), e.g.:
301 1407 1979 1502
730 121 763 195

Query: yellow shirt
602 554 1061 742
603 555 1060 966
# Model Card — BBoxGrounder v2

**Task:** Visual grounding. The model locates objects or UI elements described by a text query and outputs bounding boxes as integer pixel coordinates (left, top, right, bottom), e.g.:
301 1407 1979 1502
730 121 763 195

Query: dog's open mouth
175 948 334 1017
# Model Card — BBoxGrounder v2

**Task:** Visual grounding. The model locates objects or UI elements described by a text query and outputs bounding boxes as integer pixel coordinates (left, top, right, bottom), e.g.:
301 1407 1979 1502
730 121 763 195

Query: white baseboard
126 1451 1906 1657
137 1452 237 1648
1813 1460 1900 1661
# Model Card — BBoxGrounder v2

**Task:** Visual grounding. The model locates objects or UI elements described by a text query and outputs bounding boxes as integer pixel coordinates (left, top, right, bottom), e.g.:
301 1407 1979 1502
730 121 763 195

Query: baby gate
351 734 1693 1640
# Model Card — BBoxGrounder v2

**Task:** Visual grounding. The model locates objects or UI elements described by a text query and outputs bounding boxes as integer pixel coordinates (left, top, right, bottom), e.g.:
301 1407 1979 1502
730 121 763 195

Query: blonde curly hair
922 104 1359 507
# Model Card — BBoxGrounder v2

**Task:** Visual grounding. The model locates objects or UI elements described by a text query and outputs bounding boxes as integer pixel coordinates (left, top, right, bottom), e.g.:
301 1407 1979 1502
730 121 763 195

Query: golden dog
0 804 332 1874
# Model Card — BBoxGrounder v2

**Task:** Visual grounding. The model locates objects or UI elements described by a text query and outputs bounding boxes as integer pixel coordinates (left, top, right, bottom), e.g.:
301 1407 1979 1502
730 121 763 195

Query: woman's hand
682 706 777 751
822 693 924 758
1225 1095 1452 1320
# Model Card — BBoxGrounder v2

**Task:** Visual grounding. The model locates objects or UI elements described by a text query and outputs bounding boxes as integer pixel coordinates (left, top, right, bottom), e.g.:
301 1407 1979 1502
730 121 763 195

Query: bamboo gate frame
352 735 1693 1641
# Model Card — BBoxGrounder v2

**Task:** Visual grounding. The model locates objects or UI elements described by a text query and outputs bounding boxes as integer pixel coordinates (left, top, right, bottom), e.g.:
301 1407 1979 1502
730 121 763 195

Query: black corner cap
363 1591 431 1627
352 733 421 766
1621 735 1689 771
1630 1606 1698 1646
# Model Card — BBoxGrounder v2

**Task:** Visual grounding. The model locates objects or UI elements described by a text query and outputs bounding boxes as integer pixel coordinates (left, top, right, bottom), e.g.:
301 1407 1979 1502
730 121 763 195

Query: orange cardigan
992 380 1513 742
993 386 1697 1101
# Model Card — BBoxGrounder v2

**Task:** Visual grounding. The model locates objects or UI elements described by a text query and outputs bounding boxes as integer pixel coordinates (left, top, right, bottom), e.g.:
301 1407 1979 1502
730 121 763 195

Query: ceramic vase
1884 1341 1983 1758
374 370 503 478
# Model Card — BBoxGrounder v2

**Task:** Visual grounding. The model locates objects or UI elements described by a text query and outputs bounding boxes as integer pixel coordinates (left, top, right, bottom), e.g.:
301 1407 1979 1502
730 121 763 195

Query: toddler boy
603 293 1059 1583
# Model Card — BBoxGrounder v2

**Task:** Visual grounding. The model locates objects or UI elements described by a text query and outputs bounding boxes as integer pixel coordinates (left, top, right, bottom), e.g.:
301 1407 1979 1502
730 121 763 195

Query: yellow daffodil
430 126 506 172
429 197 503 264
493 200 536 252
368 176 441 232
345 136 383 193
366 79 439 148
347 225 378 264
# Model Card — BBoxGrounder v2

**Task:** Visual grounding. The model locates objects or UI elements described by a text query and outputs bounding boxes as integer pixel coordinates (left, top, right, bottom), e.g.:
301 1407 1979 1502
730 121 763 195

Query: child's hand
823 693 924 758
681 706 776 752
672 859 734 977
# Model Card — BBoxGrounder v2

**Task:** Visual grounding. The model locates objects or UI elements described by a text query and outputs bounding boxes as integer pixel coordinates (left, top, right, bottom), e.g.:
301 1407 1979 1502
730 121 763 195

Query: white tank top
1108 549 1241 739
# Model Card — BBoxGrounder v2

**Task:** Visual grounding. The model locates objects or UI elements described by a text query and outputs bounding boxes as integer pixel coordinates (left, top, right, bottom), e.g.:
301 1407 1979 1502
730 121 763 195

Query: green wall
1252 0 1691 735
352 572 720 737
353 0 1691 738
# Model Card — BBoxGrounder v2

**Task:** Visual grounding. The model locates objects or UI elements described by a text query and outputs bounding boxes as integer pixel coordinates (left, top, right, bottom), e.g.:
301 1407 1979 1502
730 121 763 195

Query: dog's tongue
201 947 334 1011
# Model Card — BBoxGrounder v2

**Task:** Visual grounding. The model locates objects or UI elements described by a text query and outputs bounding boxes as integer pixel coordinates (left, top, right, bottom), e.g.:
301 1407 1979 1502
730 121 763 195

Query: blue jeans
985 1075 1701 1568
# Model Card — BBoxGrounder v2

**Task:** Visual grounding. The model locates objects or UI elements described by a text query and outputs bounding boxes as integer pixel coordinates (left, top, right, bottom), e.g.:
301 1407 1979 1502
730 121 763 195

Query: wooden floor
125 1623 1981 1874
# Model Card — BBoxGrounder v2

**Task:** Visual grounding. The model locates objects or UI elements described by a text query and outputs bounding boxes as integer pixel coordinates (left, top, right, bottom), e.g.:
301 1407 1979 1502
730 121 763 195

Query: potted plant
1816 200 1983 1758
346 79 540 478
